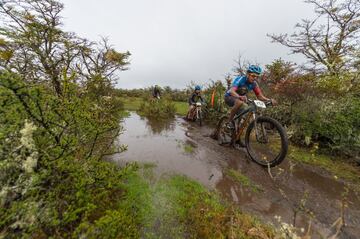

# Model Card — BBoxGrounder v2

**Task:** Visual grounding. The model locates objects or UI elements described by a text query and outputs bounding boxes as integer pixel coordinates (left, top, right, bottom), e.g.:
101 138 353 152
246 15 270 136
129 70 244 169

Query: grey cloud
61 0 315 89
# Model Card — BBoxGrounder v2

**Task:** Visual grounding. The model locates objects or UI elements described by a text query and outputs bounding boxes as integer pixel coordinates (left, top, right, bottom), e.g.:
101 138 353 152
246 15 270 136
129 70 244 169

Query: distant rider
186 85 205 120
224 65 276 129
152 85 161 99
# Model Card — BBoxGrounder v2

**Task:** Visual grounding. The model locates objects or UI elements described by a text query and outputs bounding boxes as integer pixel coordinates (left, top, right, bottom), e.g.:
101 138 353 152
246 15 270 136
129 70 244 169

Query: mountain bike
187 102 204 126
212 99 288 167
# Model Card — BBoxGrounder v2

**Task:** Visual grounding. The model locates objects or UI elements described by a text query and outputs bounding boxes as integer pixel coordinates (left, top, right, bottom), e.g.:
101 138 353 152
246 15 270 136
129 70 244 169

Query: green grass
183 144 195 153
289 145 360 185
173 101 188 116
115 165 277 238
225 169 263 193
120 97 188 116
119 97 144 111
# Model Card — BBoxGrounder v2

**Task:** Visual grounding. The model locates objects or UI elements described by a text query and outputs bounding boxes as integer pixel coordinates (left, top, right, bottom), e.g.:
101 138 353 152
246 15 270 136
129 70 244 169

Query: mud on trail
111 112 360 239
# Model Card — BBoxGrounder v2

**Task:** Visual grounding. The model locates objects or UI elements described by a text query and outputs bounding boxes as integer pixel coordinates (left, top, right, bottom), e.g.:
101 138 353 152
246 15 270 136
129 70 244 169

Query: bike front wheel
197 109 202 126
245 116 288 167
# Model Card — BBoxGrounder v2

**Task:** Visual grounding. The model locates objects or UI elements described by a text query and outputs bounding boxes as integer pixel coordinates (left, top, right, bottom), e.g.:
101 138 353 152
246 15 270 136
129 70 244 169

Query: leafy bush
291 96 360 156
0 0 137 237
138 99 176 119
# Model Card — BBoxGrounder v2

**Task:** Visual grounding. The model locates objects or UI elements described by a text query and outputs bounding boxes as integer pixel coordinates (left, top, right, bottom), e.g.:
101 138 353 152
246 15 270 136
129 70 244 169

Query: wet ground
111 112 360 239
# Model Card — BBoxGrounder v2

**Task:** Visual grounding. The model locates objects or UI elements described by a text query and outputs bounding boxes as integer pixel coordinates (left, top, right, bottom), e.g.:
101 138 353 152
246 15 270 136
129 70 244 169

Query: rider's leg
228 99 244 122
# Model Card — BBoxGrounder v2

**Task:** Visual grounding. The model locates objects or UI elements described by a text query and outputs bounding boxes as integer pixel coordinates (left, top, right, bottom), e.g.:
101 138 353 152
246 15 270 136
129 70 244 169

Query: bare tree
0 0 130 96
268 0 360 75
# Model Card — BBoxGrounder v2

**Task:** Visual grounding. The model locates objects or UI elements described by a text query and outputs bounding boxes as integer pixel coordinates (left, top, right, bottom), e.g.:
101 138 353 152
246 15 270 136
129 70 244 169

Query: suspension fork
253 113 269 143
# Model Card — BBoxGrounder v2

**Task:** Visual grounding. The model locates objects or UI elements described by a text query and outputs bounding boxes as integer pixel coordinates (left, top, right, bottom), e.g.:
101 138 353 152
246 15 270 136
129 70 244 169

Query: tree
269 0 360 75
265 58 296 84
0 0 130 96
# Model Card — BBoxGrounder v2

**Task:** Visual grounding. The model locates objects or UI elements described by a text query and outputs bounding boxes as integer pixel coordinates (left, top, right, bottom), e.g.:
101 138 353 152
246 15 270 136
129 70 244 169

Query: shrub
138 98 176 119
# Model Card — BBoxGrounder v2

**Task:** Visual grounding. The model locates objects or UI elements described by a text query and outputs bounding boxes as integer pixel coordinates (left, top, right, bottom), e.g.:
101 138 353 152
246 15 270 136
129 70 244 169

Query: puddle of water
111 112 360 239
112 112 223 187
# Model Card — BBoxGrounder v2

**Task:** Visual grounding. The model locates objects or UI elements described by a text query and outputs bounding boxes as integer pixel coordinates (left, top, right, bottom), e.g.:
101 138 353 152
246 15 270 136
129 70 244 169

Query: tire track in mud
184 121 360 239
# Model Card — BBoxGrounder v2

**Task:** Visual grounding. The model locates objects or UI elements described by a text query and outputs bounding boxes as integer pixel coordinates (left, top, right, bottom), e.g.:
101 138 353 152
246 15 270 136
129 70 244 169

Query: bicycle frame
232 103 259 141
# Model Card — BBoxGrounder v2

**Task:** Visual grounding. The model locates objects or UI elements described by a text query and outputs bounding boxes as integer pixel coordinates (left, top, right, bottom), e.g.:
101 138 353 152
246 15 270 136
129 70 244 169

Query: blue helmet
195 85 201 90
247 65 262 75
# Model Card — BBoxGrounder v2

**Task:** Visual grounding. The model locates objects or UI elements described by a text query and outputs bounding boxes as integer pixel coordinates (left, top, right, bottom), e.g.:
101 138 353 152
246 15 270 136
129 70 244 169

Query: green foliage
316 73 357 95
162 175 275 238
293 96 360 155
265 58 296 84
115 87 189 102
0 71 133 238
119 97 144 111
0 0 134 237
138 98 176 119
119 165 277 238
199 80 228 123
263 58 360 158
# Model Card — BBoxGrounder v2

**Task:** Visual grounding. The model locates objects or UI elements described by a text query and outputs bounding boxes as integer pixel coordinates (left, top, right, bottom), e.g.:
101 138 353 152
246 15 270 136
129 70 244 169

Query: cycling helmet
247 65 262 75
195 85 201 90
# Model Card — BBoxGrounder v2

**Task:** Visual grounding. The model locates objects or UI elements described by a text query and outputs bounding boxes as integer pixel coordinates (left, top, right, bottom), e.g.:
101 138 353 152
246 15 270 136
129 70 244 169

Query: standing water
111 112 360 239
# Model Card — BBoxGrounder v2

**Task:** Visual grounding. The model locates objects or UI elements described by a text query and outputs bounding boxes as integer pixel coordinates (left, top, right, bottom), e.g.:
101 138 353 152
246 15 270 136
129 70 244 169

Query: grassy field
120 97 188 116
173 101 188 116
119 97 144 111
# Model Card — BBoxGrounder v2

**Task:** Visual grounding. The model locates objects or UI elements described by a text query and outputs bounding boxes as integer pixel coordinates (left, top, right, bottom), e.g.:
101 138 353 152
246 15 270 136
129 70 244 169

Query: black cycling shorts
224 95 238 107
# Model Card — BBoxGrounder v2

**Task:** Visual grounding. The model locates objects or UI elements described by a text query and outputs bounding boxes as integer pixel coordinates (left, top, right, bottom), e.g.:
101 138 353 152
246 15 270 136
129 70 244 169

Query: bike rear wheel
245 116 288 167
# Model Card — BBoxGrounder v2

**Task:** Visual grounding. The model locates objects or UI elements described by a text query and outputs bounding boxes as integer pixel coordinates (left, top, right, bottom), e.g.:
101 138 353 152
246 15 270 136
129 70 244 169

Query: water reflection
141 116 176 134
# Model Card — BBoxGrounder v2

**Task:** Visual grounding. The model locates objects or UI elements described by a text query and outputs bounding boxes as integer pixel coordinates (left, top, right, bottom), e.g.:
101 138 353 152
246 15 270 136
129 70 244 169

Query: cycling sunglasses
249 73 259 78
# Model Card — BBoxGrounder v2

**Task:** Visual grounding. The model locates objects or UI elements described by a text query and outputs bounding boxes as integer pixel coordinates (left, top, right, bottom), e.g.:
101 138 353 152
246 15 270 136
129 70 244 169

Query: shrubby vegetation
116 86 189 102
0 0 136 237
265 0 360 159
138 98 176 119
203 0 360 160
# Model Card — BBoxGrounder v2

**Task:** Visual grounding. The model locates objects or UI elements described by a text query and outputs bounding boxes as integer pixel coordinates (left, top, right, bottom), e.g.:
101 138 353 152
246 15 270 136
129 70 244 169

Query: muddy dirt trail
111 113 360 239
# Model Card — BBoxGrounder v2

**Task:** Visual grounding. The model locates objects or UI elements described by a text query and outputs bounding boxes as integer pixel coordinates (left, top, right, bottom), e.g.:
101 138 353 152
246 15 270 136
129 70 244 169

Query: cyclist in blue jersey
224 65 276 129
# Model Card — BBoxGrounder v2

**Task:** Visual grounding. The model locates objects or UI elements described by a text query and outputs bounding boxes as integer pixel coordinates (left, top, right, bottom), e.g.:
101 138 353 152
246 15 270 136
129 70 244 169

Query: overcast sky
60 0 315 89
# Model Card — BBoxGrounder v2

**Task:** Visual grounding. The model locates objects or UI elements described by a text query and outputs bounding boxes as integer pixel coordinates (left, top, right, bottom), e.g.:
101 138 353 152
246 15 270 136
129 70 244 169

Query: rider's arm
253 86 276 104
189 93 196 104
229 87 241 98
230 87 247 101
254 88 269 101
